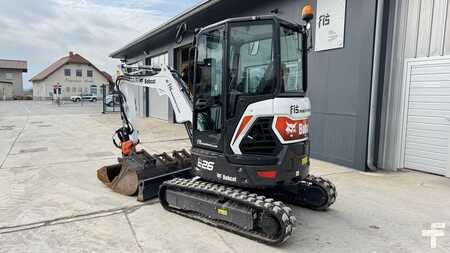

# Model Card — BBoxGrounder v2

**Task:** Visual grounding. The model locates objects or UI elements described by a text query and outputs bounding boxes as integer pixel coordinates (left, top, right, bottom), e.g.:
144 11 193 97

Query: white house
31 52 113 100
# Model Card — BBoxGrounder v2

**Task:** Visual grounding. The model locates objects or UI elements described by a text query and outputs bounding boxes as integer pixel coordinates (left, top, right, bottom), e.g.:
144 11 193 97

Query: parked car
71 94 97 102
105 94 120 107
13 95 33 100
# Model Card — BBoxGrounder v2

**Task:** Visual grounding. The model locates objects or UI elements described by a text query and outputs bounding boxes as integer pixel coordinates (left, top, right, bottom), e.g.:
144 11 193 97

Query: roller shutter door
403 57 450 176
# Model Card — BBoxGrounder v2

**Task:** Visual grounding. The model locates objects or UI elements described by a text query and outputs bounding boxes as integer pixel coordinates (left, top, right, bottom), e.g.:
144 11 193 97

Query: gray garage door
402 57 450 176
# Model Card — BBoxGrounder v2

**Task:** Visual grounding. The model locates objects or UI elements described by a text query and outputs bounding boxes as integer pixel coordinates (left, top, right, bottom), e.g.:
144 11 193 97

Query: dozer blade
97 149 193 200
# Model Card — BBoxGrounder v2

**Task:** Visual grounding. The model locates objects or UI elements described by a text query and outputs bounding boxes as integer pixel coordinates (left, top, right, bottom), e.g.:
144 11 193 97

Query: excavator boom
97 65 195 200
116 65 193 144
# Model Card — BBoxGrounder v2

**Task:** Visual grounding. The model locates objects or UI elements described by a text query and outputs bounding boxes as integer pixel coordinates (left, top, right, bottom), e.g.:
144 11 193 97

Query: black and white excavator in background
97 5 336 245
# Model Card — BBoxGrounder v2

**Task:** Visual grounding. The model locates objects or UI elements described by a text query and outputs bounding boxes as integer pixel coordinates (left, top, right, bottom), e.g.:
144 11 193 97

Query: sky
0 0 199 90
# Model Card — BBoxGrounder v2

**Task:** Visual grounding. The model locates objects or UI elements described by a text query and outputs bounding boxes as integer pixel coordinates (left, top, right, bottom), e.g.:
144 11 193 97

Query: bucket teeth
97 149 193 200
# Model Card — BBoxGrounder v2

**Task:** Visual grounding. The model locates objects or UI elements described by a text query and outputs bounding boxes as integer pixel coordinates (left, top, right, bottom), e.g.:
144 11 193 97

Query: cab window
280 26 303 93
194 27 224 149
228 23 274 95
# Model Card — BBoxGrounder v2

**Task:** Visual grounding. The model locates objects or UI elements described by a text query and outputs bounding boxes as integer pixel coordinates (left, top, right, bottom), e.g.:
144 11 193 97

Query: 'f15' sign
315 0 346 52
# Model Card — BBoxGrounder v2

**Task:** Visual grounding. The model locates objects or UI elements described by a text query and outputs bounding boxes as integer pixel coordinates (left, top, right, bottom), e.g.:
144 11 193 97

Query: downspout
367 0 385 171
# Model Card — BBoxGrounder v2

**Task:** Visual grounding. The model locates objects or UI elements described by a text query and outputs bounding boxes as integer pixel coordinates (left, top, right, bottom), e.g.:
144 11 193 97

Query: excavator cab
191 16 311 188
193 16 307 151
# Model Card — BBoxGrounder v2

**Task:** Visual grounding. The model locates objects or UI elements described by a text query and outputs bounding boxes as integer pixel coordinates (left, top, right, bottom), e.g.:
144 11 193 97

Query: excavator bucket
97 149 193 201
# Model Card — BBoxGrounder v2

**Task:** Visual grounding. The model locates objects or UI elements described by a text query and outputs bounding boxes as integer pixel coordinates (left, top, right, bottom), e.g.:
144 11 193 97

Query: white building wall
32 63 109 100
379 0 450 169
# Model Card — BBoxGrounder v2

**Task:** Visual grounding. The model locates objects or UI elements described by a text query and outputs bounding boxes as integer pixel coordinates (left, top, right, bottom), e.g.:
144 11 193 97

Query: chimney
69 51 74 57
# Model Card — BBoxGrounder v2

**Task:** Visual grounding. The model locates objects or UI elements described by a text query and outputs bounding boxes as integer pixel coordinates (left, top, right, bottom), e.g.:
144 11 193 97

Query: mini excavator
97 5 337 245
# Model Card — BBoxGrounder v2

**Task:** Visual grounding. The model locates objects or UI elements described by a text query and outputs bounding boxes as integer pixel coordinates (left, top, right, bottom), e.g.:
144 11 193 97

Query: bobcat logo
285 122 297 137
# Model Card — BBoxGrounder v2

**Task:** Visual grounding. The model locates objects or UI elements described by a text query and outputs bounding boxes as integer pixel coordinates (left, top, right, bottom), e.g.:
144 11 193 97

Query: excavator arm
97 64 194 200
115 64 193 148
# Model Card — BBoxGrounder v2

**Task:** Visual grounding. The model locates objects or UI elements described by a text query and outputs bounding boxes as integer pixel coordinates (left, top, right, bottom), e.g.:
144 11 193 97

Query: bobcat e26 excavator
97 5 336 245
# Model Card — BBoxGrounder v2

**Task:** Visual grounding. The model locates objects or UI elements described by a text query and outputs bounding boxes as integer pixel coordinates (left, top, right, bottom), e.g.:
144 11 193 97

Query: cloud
0 0 195 89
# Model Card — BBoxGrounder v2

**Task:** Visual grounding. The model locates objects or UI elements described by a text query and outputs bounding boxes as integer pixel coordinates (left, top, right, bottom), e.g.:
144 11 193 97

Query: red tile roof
101 71 114 84
0 59 27 72
30 52 113 84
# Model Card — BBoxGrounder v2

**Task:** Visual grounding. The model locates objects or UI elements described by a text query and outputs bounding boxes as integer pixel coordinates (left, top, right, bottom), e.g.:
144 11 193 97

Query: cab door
193 26 225 152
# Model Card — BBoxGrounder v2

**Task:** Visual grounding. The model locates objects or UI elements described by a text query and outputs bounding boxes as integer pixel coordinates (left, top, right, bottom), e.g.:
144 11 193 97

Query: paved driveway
0 101 449 252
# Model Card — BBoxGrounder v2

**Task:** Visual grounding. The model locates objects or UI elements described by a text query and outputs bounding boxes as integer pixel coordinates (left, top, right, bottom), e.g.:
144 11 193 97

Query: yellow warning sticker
301 156 309 166
217 208 228 216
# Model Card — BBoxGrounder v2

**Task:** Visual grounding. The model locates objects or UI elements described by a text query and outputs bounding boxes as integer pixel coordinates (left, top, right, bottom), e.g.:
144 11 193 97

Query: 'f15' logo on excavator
290 105 300 115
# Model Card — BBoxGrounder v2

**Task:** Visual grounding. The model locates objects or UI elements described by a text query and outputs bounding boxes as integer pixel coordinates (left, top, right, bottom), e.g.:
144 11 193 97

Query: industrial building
0 59 27 100
110 0 450 176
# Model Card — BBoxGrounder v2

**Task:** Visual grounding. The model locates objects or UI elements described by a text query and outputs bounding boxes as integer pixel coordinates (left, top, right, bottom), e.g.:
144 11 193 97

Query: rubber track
159 177 296 245
299 175 337 211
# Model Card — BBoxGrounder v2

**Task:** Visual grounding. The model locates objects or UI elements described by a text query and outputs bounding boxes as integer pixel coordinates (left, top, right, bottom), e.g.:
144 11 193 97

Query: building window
5 73 13 80
66 87 70 92
72 87 76 92
90 85 97 95
84 87 89 93
78 87 82 93
87 70 93 77
76 69 82 77
149 53 169 67
64 69 71 76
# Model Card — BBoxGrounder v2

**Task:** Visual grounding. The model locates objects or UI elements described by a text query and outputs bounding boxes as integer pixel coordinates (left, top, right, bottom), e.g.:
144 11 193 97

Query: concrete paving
0 100 449 253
